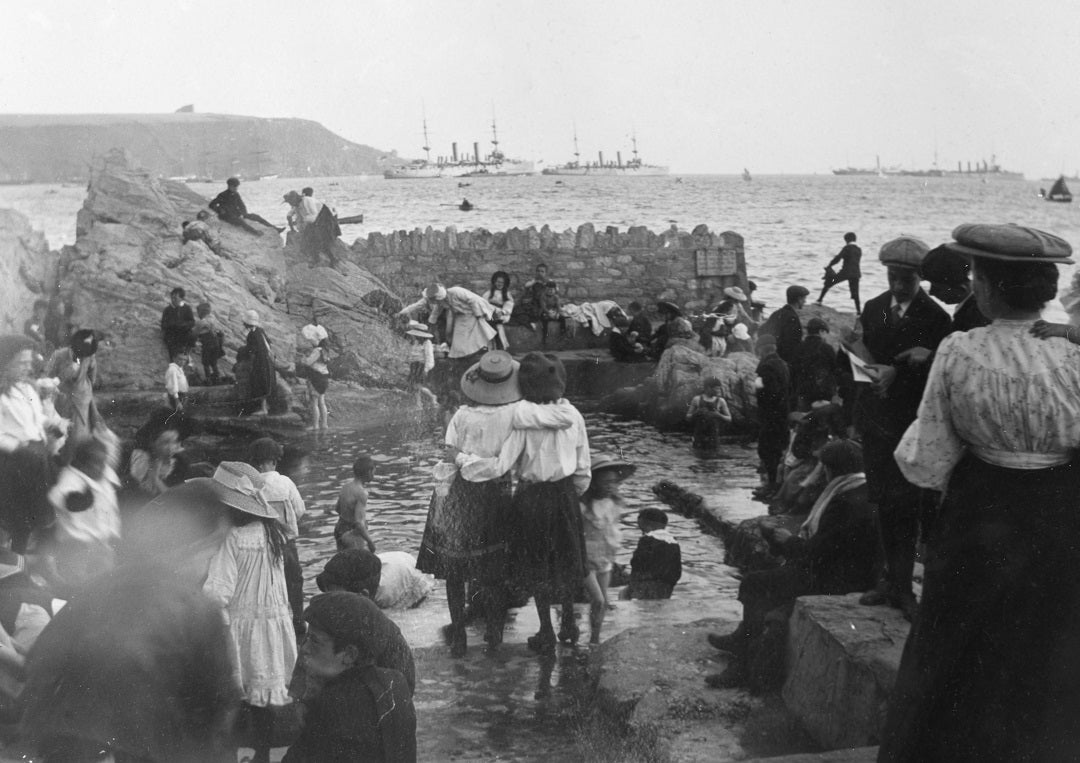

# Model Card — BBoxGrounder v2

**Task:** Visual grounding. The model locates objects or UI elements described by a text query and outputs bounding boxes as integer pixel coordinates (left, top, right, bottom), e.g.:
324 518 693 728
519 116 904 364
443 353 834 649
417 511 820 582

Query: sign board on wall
695 248 737 277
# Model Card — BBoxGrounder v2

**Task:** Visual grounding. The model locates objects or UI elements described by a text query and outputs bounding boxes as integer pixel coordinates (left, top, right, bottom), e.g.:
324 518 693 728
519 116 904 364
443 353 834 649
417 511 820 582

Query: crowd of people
4 214 1080 760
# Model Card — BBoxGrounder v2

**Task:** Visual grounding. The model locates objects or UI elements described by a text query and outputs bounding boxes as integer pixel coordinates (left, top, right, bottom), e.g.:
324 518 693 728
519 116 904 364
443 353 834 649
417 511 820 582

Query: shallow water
277 411 753 760
287 411 746 648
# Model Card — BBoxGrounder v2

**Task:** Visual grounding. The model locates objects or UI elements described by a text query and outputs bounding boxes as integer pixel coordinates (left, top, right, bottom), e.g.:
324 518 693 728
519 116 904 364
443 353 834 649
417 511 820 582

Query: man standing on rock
855 236 950 621
817 232 863 314
208 177 280 236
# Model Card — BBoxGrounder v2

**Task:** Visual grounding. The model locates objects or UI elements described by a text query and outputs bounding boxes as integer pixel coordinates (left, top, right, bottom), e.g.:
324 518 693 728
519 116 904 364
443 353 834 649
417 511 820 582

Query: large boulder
55 150 405 390
0 209 56 336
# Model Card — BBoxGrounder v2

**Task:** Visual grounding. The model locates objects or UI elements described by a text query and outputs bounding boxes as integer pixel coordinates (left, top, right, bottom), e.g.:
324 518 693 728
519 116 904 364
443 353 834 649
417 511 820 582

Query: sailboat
742 168 752 181
1045 175 1073 203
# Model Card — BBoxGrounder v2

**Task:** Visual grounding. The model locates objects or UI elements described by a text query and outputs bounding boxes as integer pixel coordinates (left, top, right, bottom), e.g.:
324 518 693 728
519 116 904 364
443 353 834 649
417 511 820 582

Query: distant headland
0 109 399 183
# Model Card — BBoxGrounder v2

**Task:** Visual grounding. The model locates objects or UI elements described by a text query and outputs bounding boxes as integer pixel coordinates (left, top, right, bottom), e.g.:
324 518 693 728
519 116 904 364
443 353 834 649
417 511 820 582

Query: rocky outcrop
782 595 909 750
56 150 404 390
0 209 56 336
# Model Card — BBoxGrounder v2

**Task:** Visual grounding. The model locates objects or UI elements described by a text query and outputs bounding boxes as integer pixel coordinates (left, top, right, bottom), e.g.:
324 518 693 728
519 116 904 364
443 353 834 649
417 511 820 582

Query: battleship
542 133 668 177
384 119 535 179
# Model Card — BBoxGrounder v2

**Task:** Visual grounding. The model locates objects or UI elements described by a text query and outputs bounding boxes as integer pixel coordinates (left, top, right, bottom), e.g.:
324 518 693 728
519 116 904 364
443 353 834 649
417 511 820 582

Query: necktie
890 303 903 327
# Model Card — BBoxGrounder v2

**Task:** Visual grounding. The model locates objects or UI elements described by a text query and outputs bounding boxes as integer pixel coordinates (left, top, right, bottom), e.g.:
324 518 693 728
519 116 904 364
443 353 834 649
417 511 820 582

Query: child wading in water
579 453 635 643
304 339 331 430
686 377 733 451
334 455 377 553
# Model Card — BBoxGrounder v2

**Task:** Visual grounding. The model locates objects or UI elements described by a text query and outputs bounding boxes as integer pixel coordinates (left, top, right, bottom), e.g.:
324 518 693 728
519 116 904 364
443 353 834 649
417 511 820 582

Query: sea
3 172 1079 318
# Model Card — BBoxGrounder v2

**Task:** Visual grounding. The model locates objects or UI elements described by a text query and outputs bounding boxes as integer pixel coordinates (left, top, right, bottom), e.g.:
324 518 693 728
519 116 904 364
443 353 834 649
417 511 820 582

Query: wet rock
592 617 761 761
782 594 908 750
0 208 55 336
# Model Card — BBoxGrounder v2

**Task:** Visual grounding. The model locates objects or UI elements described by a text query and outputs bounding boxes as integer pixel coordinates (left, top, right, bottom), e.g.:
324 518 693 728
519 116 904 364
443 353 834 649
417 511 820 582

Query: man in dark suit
763 285 809 366
752 333 791 500
856 236 951 620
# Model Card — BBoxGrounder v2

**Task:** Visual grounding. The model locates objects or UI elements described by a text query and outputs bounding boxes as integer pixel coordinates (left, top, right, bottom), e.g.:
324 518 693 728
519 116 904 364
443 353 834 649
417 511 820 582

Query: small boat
742 168 752 181
1045 175 1073 203
336 214 365 225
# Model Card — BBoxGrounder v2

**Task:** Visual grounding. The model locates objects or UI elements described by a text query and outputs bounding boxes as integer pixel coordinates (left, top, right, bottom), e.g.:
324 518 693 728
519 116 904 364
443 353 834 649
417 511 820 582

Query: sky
3 0 1080 177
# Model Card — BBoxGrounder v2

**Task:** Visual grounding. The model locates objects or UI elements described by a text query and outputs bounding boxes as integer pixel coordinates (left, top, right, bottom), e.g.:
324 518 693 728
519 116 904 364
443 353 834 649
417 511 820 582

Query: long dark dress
416 476 511 583
508 478 588 600
241 326 274 406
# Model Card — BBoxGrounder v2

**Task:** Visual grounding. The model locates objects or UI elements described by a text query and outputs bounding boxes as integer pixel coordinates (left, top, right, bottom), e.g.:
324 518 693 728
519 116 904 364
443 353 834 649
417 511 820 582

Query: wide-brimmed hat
282 190 302 204
731 323 751 341
407 320 429 332
242 309 261 327
406 329 433 339
944 223 1074 264
460 350 521 405
518 352 566 402
424 284 448 301
185 461 276 520
920 245 971 287
879 236 930 270
723 286 748 302
316 549 382 594
656 300 683 317
591 452 636 481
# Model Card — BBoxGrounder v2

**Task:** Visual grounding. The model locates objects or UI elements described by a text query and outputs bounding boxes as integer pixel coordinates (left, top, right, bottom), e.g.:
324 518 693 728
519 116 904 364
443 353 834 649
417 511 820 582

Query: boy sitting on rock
283 591 416 763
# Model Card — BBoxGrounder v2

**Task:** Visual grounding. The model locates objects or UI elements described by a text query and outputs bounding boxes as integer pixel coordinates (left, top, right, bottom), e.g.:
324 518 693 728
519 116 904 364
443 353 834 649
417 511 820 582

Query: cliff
0 112 397 182
0 209 56 335
46 149 407 390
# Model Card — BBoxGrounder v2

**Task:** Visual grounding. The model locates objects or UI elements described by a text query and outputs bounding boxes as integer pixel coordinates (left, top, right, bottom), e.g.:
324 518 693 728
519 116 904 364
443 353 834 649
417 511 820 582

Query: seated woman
705 439 880 692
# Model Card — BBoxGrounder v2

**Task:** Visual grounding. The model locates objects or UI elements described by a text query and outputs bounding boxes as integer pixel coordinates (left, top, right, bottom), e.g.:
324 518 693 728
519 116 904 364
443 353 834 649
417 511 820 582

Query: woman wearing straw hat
881 224 1080 761
237 309 274 416
458 352 592 653
416 350 523 657
202 461 297 762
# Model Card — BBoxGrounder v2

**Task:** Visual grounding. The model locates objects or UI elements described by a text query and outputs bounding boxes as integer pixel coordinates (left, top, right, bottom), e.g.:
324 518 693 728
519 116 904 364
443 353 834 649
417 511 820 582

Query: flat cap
945 223 1074 264
920 245 971 287
878 236 930 270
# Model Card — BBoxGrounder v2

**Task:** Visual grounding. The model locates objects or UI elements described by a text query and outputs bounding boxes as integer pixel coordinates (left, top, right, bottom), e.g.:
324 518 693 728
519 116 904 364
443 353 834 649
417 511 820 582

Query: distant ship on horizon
384 119 535 179
834 153 1023 180
543 133 668 177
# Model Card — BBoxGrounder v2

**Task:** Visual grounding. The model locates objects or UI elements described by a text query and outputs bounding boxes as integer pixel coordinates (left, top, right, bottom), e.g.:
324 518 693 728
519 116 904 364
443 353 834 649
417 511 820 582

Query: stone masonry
350 222 748 309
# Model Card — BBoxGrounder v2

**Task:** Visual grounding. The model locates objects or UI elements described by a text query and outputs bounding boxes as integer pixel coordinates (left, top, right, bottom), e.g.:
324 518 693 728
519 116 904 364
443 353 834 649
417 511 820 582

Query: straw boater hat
878 236 930 271
518 352 566 402
242 309 261 328
943 223 1074 264
185 461 277 520
590 452 636 481
460 350 521 405
723 286 748 302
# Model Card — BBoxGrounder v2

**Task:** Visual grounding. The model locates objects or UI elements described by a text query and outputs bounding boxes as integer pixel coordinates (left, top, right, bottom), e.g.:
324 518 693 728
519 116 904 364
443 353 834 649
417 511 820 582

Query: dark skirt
0 443 56 551
416 475 511 583
507 477 588 599
879 454 1080 762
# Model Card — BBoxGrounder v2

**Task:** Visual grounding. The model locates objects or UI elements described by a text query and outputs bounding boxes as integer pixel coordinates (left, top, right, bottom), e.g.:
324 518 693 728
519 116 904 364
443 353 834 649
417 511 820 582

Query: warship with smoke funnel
384 119 535 179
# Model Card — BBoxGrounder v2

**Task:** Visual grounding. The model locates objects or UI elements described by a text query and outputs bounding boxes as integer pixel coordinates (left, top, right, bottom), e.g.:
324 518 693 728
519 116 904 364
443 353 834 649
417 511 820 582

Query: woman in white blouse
0 335 61 552
880 224 1080 762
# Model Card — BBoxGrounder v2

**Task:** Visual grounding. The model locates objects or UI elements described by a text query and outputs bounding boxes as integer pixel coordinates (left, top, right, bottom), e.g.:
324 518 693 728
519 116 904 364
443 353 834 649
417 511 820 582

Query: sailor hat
945 223 1074 264
878 236 930 270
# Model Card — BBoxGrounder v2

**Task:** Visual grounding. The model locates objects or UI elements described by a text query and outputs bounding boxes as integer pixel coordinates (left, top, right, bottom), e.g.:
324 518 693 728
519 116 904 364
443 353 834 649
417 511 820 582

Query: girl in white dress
202 461 297 763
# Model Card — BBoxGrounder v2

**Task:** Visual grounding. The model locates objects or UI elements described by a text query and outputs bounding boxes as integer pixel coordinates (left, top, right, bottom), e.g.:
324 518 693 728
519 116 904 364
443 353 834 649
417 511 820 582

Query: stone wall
350 223 747 310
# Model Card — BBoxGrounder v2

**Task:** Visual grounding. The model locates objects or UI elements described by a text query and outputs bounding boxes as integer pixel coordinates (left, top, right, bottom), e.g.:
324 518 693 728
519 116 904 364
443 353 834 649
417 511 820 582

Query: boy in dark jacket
621 508 682 599
284 592 416 763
